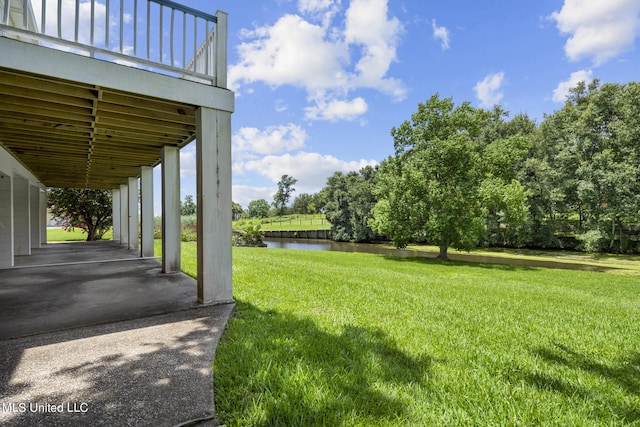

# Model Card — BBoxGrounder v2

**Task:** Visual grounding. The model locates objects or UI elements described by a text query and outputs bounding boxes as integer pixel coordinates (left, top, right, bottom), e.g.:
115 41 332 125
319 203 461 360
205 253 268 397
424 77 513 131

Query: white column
39 188 47 245
196 107 233 304
112 188 121 241
30 185 40 249
140 166 154 257
13 176 30 256
128 177 139 250
0 172 13 268
162 146 180 273
119 184 129 246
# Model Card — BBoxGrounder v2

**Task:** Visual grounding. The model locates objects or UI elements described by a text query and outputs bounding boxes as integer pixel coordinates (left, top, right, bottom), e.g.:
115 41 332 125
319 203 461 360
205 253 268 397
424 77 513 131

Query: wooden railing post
214 10 227 88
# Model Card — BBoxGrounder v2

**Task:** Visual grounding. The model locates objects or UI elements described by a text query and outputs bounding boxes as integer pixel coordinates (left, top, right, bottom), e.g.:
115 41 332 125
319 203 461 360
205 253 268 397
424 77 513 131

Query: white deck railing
0 0 227 87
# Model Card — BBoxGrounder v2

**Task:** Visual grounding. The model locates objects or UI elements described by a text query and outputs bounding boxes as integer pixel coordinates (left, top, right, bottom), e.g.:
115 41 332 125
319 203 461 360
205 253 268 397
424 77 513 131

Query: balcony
0 0 227 87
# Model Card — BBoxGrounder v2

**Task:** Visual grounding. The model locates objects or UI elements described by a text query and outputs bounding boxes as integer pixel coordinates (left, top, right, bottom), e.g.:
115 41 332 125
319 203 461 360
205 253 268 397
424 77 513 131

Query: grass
235 214 331 231
401 244 640 274
207 246 640 426
46 227 113 242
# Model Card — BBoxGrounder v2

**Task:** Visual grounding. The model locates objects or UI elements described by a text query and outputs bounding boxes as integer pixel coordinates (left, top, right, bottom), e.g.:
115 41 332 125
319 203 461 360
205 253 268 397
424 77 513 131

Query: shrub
576 229 603 253
233 222 265 247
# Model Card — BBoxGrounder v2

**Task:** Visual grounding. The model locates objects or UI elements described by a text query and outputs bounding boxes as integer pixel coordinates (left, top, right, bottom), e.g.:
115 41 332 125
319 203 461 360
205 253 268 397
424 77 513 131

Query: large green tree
371 94 487 259
533 80 640 252
48 188 112 241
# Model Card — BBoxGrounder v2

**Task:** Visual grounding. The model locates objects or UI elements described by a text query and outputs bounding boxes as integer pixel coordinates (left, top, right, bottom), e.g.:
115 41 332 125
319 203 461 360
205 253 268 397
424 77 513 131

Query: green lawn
46 227 113 241
209 246 640 426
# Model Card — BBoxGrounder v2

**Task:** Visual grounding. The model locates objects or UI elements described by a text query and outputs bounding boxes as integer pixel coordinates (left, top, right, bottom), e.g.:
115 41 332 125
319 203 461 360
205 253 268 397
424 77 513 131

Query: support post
196 107 232 304
162 146 180 273
0 173 13 268
13 175 30 255
30 185 40 249
140 166 154 257
119 184 129 246
128 177 138 250
39 188 47 245
112 188 121 242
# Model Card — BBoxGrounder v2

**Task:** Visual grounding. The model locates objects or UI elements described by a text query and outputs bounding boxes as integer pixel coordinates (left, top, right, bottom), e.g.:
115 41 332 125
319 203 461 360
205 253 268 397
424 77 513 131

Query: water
265 238 424 257
263 238 619 272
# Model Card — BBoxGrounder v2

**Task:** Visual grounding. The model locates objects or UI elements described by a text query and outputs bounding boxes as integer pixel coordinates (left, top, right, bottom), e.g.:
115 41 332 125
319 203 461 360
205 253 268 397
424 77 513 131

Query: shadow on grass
524 343 640 423
381 253 620 273
214 301 434 426
381 255 537 272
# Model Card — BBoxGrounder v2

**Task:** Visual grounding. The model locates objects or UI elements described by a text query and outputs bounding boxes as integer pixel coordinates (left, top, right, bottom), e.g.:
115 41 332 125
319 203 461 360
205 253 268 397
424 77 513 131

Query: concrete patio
0 240 207 340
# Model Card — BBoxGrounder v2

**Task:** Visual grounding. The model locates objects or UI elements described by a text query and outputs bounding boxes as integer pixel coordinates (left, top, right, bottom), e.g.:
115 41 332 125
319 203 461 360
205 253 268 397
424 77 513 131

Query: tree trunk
86 222 97 241
437 245 449 260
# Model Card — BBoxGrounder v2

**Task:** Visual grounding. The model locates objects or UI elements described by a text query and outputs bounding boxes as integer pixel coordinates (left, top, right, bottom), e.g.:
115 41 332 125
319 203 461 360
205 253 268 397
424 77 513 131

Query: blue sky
164 0 639 211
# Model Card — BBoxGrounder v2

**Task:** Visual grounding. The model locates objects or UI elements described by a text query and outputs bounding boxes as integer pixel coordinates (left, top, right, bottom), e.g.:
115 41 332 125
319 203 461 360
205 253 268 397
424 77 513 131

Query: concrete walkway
0 241 235 426
1 241 202 340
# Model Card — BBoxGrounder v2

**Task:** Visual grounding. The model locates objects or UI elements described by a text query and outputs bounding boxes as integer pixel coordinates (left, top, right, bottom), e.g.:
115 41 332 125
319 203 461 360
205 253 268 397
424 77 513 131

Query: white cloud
235 152 377 193
180 145 196 177
552 69 594 103
344 0 405 97
298 0 337 13
230 14 349 92
431 19 450 50
304 96 368 121
233 124 308 158
229 0 405 122
474 72 505 108
297 0 341 27
550 0 640 65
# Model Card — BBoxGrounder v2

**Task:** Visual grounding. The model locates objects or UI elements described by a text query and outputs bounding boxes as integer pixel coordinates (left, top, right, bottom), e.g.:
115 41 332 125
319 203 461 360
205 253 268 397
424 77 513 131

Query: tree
48 188 112 241
181 195 196 216
232 202 243 220
479 116 534 247
479 177 529 247
323 166 379 242
273 174 298 216
371 94 487 259
292 193 315 214
535 80 640 252
246 199 270 218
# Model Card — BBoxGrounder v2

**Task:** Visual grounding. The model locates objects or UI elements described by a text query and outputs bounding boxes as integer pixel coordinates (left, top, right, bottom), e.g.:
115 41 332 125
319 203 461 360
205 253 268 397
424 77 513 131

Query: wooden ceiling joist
0 66 198 189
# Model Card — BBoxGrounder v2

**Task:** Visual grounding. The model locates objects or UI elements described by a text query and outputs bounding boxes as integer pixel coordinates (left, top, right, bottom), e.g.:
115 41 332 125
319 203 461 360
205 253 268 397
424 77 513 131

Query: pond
263 238 619 273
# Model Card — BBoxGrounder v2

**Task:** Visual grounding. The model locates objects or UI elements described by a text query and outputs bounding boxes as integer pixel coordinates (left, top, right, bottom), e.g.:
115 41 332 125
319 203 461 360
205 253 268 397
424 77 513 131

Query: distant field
235 214 331 231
